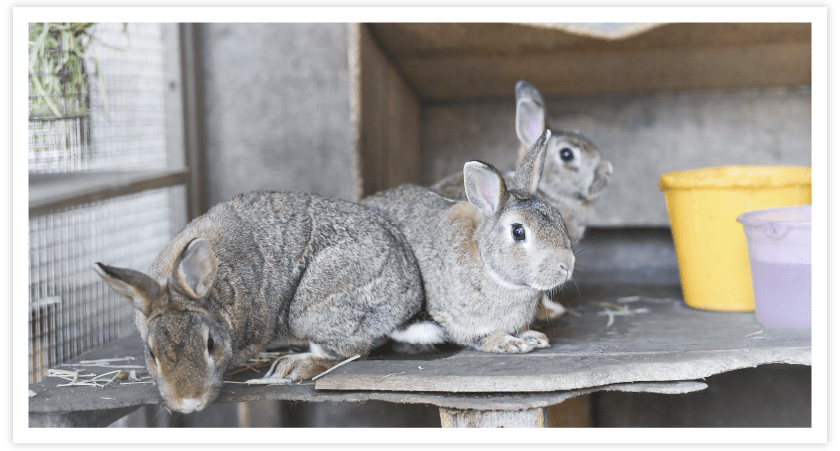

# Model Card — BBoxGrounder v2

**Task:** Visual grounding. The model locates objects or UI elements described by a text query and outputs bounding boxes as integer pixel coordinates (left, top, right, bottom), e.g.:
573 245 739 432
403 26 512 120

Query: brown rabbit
94 191 423 413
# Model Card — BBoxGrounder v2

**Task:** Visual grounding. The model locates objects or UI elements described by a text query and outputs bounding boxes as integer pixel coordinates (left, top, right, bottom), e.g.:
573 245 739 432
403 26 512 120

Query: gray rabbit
364 130 574 353
431 80 612 246
94 191 423 413
431 80 612 318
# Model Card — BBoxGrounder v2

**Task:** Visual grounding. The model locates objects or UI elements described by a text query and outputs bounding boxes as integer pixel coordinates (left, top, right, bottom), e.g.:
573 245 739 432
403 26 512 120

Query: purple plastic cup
737 205 811 328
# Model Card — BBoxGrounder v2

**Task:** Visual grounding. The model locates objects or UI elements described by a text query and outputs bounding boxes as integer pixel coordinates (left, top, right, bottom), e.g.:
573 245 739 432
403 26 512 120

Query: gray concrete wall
420 86 811 226
197 24 812 224
200 23 355 206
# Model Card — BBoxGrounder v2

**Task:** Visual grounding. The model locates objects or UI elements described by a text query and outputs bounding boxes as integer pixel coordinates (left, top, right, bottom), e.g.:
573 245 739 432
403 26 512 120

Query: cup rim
736 204 811 228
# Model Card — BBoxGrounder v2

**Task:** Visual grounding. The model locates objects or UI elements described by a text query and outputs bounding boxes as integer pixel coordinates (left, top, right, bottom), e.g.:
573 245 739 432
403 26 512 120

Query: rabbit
430 80 613 319
363 130 575 353
93 191 424 414
431 80 612 246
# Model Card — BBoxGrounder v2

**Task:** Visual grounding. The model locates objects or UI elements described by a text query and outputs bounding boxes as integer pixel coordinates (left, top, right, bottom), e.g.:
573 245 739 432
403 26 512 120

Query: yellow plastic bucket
659 166 811 312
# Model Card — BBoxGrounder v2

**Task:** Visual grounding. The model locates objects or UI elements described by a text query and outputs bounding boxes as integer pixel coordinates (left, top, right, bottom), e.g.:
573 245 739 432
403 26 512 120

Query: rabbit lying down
94 191 424 414
431 80 613 319
364 130 576 353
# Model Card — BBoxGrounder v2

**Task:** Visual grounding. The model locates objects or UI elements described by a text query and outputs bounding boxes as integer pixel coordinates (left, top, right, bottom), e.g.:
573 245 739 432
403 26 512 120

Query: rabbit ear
464 161 509 216
94 263 162 317
512 129 551 194
173 237 217 300
515 80 546 147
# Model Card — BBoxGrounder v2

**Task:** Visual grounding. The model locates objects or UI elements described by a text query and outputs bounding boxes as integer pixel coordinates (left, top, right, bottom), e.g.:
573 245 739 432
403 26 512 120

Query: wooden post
439 407 546 428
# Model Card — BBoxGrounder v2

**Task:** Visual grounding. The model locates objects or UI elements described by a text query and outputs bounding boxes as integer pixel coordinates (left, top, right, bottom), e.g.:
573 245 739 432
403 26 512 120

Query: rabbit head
464 129 575 292
515 80 613 204
93 237 231 414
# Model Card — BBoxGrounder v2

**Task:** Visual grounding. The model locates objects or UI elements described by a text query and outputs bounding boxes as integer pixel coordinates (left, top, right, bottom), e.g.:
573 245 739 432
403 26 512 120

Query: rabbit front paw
518 330 549 348
263 353 334 382
480 332 535 353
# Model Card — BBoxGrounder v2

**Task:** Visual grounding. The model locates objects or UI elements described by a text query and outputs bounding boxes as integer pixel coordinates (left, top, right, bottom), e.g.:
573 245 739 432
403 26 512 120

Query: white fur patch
388 321 446 345
308 342 333 359
178 397 203 413
541 294 566 316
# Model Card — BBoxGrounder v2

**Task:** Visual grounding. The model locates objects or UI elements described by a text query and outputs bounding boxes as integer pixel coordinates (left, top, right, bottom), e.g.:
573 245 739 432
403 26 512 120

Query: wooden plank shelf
315 284 810 392
367 22 811 100
28 282 810 427
29 169 191 216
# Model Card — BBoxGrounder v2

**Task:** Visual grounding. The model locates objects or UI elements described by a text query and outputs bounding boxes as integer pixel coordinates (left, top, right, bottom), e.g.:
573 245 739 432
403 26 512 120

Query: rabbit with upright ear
364 130 574 353
94 191 423 413
431 80 613 246
430 80 613 319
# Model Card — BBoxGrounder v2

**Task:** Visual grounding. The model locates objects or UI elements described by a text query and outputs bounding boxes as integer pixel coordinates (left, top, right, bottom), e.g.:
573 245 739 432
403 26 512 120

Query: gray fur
363 132 574 354
94 191 423 413
429 81 613 321
430 80 613 246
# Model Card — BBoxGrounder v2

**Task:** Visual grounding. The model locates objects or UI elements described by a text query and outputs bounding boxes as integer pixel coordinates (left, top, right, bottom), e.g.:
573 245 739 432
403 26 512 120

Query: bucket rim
659 165 811 191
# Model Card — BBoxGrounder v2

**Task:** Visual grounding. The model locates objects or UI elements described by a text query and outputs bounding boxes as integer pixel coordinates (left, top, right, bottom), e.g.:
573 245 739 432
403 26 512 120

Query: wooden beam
29 169 190 216
349 23 421 200
439 407 546 428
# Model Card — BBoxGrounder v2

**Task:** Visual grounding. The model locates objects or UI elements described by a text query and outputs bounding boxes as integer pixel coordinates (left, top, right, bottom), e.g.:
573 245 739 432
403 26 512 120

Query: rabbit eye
511 224 526 241
560 147 574 162
147 346 156 361
207 336 215 353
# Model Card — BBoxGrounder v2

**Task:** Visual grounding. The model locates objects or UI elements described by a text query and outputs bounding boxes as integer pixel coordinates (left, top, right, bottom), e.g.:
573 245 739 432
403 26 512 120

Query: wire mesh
29 23 170 173
28 23 182 382
28 187 183 382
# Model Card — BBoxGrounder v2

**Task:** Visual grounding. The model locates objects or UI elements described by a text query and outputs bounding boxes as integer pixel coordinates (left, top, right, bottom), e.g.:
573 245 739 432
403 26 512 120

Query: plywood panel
314 284 810 393
369 23 811 100
350 24 421 200
28 332 708 417
372 23 810 54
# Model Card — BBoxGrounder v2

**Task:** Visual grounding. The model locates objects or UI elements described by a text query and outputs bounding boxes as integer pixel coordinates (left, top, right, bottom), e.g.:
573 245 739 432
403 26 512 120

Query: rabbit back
167 191 423 359
96 191 423 412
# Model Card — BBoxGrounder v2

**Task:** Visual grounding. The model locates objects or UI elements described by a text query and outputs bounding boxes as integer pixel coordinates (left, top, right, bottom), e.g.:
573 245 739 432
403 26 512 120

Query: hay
311 354 361 381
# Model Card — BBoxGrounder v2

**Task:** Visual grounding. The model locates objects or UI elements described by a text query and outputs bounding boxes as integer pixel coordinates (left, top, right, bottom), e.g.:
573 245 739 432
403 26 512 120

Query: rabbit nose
559 254 575 279
564 261 575 281
178 397 203 413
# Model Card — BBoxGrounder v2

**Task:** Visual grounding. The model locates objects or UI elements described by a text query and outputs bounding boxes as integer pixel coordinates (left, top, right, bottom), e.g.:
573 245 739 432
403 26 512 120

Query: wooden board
349 23 421 200
28 333 706 421
30 282 808 425
315 284 810 392
368 23 811 100
29 169 190 215
439 407 545 428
